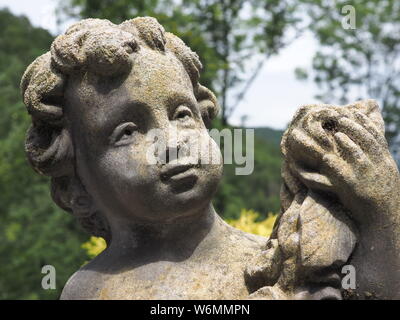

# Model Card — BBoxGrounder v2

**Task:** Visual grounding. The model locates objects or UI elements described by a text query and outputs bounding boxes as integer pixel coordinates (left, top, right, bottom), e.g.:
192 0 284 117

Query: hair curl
21 17 219 242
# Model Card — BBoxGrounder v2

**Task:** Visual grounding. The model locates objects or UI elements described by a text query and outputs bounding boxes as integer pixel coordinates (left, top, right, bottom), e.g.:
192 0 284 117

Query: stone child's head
21 17 223 243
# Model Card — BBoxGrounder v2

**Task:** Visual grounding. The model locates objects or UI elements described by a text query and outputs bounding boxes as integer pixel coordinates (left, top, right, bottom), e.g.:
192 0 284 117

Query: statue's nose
159 146 180 164
159 127 192 164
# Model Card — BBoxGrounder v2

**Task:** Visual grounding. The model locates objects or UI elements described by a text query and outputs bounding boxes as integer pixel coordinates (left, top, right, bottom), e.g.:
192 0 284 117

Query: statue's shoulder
60 266 105 300
219 216 268 249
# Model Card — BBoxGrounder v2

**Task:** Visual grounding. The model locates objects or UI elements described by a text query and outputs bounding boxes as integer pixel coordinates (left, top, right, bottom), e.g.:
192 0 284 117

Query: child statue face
65 47 223 223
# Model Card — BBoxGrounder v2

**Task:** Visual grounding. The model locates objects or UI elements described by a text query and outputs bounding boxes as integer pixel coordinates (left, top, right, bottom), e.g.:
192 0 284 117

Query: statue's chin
129 186 217 223
294 287 342 300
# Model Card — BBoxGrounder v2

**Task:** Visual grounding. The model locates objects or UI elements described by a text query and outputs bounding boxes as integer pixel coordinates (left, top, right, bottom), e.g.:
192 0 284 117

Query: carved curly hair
21 17 219 243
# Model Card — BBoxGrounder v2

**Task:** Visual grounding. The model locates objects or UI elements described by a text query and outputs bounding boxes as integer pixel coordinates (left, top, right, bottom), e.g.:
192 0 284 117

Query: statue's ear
196 85 220 128
51 175 110 242
51 175 95 218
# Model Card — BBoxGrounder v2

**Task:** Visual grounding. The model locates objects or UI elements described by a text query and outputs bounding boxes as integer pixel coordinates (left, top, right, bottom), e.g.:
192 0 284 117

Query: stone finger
336 117 380 154
334 132 370 169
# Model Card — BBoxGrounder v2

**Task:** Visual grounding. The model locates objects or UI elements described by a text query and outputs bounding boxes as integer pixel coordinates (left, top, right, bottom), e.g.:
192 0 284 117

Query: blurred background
0 0 399 299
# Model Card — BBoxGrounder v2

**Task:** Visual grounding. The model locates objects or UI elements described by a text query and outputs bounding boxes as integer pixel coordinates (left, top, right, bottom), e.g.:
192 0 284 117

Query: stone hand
285 103 400 226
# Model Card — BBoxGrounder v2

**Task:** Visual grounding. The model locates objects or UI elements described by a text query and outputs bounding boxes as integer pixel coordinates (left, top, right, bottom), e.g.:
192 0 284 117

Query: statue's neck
104 204 221 262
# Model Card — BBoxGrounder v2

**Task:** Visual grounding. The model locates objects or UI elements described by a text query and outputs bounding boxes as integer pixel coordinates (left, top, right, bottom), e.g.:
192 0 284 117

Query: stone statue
21 17 400 300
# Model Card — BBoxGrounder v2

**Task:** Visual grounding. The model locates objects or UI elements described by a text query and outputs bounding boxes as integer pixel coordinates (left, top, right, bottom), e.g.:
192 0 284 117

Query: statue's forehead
76 48 193 106
68 48 196 132
126 48 194 93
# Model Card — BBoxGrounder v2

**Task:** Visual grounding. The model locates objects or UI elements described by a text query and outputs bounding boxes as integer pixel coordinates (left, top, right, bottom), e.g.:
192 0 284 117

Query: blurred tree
0 9 88 299
181 0 301 124
296 0 400 159
58 0 301 124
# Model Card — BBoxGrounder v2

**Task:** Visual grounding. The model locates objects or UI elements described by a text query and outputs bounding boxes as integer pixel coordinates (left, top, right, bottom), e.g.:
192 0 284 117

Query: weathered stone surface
248 100 400 299
61 212 268 299
21 17 400 300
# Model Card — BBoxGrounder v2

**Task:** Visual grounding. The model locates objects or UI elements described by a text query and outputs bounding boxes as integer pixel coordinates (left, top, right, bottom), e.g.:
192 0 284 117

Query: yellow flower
81 236 107 259
226 209 276 237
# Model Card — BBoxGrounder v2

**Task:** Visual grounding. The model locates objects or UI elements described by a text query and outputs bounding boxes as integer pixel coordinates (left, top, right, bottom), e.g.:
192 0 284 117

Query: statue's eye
124 128 134 136
173 105 193 121
110 122 138 146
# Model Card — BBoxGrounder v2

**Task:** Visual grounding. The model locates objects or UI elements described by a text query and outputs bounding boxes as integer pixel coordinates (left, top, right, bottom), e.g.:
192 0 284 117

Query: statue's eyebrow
119 99 152 122
100 97 150 133
166 91 198 114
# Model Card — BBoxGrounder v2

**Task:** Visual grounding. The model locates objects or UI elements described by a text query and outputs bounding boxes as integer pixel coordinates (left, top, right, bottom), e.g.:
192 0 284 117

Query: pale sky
0 0 321 130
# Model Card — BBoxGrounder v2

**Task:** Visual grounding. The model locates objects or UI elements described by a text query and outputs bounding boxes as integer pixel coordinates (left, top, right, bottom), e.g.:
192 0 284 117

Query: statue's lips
160 163 199 182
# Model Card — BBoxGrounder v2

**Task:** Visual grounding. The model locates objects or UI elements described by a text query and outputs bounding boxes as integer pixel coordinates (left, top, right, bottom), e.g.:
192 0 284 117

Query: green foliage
0 9 88 299
298 0 400 160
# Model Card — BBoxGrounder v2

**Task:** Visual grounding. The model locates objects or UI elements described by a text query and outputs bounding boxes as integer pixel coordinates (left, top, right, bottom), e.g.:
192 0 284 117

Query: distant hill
211 121 283 220
252 127 285 148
